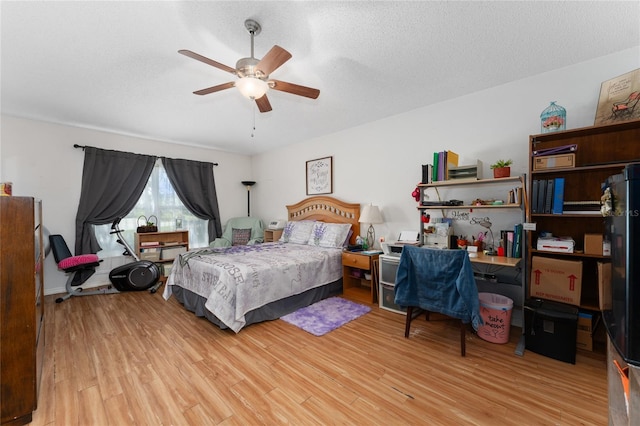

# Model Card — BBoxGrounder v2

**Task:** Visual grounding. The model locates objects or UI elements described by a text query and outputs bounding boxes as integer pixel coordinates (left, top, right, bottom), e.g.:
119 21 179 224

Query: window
94 161 209 256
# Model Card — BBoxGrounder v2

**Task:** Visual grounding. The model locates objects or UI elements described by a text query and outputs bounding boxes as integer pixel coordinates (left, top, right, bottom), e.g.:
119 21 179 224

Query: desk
470 252 521 267
470 252 525 356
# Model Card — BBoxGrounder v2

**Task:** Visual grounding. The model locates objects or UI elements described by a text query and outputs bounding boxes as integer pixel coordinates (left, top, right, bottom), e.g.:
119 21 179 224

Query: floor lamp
241 181 256 217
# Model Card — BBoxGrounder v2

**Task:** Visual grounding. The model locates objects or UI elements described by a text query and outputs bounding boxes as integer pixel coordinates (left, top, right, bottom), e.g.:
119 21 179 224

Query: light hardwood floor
31 288 608 425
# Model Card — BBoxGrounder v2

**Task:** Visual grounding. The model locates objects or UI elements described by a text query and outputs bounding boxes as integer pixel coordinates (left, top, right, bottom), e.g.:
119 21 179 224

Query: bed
162 196 360 332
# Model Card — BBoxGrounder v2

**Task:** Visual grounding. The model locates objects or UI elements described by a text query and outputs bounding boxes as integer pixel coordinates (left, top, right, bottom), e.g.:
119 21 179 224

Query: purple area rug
280 297 371 336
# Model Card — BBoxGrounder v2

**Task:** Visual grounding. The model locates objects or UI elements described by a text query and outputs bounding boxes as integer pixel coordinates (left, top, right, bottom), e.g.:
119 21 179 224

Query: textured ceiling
2 1 639 155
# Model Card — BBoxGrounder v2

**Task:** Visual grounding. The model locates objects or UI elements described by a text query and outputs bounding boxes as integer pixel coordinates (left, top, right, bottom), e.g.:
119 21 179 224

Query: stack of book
562 200 602 215
499 224 523 258
429 150 460 182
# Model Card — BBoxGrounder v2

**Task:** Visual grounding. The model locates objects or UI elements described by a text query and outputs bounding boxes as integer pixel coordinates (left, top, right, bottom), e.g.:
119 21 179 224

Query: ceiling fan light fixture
179 18 318 112
235 76 269 99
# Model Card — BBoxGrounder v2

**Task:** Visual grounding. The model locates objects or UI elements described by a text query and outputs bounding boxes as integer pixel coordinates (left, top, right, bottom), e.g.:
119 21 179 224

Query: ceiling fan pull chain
251 105 256 138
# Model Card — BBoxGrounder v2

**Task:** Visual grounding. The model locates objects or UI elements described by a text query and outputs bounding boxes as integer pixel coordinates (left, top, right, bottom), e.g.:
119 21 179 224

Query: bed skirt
169 278 343 331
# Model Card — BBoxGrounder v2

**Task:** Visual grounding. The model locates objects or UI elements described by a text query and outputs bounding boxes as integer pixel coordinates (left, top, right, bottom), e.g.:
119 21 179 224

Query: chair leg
404 306 420 338
404 306 413 337
460 320 466 357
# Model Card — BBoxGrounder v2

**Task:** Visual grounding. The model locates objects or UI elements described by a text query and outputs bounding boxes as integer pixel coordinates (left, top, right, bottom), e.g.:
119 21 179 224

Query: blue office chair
394 245 482 356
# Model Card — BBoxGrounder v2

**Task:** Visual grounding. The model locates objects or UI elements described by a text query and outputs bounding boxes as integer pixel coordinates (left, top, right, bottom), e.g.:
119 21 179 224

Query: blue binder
552 177 565 214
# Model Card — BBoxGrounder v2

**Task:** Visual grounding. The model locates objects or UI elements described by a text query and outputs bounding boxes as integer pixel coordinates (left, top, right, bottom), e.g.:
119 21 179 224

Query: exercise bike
109 218 162 293
52 218 161 303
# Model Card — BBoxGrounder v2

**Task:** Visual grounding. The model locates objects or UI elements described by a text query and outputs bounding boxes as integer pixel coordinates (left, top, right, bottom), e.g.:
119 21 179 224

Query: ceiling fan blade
193 81 235 95
255 94 272 113
256 45 292 76
178 49 237 75
270 80 320 99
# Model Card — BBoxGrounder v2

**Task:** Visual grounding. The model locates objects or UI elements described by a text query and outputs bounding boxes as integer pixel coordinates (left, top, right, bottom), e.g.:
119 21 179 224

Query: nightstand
342 251 380 304
264 228 283 242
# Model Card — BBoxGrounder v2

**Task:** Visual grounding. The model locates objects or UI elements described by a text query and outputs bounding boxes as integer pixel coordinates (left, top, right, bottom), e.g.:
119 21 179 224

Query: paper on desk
398 231 419 242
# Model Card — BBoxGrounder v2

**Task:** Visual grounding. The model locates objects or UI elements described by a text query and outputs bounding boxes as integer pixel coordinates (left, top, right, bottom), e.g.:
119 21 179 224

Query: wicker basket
136 215 158 233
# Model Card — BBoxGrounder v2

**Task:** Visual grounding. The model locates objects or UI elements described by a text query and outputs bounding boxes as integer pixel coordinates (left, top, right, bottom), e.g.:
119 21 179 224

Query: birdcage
540 101 566 133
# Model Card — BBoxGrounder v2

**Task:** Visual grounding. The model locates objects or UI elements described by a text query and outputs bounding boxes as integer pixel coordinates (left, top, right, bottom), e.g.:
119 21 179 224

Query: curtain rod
73 144 219 166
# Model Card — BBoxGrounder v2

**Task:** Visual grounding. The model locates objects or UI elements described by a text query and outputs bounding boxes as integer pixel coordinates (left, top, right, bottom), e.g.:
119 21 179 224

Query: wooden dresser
0 197 45 425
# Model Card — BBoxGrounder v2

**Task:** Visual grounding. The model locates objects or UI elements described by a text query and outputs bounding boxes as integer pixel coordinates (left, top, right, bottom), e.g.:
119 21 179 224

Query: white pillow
280 220 316 244
307 222 352 248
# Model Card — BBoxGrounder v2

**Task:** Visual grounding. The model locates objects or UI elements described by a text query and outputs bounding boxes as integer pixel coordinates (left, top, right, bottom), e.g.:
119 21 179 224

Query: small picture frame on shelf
306 156 333 195
594 68 640 126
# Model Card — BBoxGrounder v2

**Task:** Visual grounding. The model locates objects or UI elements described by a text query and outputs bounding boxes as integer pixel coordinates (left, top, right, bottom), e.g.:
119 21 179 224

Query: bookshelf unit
417 176 526 252
134 230 189 280
527 119 640 352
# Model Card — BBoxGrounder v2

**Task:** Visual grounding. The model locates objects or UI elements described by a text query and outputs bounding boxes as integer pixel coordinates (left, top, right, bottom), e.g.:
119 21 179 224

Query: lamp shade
236 77 269 99
359 204 383 224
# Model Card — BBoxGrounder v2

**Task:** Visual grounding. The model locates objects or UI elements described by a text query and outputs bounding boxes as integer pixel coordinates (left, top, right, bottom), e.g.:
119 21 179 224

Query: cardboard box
537 237 575 253
576 330 593 351
530 256 583 306
598 261 612 310
584 234 603 255
578 312 593 333
576 313 593 351
533 153 576 171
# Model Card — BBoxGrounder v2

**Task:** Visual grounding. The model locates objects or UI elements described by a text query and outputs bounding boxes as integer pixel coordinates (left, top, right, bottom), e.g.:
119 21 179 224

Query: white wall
0 117 252 294
1 47 638 296
252 47 640 244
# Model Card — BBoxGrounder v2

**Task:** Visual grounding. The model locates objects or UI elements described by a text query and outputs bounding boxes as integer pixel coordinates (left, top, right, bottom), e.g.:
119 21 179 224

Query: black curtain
75 147 157 254
162 157 222 242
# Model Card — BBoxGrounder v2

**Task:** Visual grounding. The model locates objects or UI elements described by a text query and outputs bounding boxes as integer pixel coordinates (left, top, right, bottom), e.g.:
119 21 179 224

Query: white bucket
477 292 513 344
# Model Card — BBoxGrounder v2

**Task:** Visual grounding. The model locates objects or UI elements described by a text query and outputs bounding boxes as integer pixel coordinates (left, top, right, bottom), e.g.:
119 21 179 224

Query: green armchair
209 217 264 248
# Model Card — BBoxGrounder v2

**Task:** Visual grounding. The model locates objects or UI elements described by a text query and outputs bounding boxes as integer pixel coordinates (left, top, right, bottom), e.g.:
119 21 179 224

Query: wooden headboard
286 196 361 245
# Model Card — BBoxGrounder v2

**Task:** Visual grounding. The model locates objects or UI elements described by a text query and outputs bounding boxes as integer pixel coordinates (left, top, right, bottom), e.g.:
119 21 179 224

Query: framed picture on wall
306 156 333 195
594 68 640 126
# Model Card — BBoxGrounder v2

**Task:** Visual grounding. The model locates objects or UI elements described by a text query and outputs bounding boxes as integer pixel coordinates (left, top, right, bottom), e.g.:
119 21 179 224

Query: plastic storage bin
379 283 406 315
477 293 513 344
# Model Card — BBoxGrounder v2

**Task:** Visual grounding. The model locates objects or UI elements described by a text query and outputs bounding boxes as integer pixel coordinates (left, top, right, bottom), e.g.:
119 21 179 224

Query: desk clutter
420 221 524 259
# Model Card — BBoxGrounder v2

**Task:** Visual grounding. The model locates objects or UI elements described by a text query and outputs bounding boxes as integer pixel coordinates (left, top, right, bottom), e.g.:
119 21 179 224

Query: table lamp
479 219 497 256
359 204 383 249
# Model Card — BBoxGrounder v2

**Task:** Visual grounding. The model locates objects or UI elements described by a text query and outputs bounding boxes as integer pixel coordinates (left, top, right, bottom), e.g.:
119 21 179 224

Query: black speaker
109 261 160 291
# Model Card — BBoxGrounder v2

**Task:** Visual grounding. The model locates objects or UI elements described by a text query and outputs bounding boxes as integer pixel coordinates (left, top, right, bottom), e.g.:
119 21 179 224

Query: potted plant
490 159 512 178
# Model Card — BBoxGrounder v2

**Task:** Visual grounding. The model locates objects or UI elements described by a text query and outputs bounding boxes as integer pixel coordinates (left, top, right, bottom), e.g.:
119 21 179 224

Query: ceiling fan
179 19 320 113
